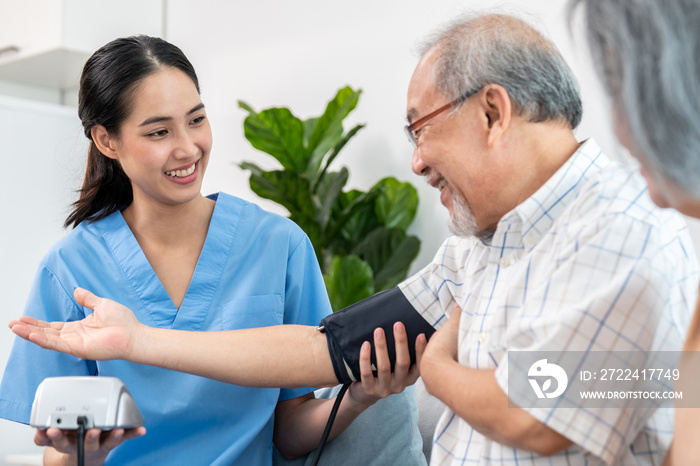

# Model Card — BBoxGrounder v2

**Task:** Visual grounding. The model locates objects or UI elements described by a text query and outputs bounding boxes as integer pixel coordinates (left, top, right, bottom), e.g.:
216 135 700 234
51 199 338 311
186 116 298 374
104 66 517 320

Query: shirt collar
498 138 610 251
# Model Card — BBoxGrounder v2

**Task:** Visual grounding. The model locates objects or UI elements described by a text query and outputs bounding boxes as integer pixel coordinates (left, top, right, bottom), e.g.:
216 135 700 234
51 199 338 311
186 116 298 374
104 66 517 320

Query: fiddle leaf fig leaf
306 87 362 178
354 227 421 290
303 117 319 149
374 177 419 230
332 189 379 245
239 161 265 177
328 188 382 242
312 123 365 192
241 107 307 172
315 167 349 229
324 255 375 311
248 170 314 220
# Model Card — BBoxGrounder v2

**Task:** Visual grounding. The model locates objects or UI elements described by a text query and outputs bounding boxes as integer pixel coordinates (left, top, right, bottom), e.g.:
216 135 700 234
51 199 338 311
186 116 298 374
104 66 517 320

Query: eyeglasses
404 88 481 148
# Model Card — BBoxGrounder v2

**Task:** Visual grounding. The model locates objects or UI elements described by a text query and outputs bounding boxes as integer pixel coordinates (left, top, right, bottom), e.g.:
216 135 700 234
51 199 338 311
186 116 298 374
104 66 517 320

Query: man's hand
417 306 573 454
420 305 461 392
9 288 142 361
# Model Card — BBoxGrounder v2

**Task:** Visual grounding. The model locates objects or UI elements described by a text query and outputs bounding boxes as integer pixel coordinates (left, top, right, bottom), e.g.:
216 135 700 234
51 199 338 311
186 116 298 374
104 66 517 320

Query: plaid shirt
401 139 699 465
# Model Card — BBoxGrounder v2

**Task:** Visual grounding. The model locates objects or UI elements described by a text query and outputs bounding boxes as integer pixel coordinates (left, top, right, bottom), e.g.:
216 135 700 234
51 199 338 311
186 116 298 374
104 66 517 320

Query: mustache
424 169 446 189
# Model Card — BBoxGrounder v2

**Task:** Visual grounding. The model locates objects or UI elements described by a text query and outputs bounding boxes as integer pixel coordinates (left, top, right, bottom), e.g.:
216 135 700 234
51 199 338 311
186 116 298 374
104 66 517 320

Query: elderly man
401 12 697 465
8 12 699 466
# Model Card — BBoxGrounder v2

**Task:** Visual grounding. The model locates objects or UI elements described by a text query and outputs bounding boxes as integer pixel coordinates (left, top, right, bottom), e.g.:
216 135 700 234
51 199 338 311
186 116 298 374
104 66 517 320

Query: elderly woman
573 0 700 464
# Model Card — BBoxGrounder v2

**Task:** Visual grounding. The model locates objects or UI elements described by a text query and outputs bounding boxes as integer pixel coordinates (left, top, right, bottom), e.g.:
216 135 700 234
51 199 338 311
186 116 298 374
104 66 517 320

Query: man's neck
506 120 580 209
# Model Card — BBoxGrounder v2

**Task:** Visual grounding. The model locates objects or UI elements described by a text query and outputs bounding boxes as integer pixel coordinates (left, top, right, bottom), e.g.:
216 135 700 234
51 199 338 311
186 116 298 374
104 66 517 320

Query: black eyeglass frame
404 87 481 148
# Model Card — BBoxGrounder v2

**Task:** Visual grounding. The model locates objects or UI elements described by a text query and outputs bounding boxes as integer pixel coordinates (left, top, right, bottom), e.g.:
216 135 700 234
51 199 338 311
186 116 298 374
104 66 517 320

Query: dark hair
65 35 200 228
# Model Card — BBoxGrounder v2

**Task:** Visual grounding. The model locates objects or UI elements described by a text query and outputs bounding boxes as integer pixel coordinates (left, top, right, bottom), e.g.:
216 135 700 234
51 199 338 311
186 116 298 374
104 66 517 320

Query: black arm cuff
319 287 436 384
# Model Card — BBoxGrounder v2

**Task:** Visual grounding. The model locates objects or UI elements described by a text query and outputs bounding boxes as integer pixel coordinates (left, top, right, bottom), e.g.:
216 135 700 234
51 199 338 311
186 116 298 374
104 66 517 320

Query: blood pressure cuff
318 287 436 384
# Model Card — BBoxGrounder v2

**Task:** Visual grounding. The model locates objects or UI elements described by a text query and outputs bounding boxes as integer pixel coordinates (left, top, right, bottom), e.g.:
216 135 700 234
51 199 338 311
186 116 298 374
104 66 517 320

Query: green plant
238 86 421 311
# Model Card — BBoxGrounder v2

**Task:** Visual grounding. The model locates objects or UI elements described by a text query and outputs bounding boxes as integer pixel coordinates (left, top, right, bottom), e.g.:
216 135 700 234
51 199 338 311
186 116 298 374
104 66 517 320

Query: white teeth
437 179 447 190
165 163 196 178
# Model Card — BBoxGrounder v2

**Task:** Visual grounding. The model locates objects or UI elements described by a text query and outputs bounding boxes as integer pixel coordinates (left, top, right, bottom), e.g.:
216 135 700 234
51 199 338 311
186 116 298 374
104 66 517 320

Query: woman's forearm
130 324 339 388
274 391 370 458
44 448 76 466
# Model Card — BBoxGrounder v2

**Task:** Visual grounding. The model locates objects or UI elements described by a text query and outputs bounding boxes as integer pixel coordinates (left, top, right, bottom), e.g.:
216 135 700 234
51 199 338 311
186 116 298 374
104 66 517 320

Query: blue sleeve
279 234 332 401
0 264 96 424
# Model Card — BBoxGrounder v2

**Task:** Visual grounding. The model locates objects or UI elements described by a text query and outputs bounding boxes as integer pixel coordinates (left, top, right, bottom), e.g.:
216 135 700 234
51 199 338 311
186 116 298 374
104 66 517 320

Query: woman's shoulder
215 192 307 238
40 213 117 266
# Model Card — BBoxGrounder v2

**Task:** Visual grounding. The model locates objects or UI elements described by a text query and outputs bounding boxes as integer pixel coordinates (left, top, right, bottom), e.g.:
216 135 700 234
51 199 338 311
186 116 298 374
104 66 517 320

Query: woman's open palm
9 288 140 361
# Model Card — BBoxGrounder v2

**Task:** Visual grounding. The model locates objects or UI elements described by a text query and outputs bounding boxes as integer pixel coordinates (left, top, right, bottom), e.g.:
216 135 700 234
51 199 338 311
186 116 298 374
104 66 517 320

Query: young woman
0 35 423 465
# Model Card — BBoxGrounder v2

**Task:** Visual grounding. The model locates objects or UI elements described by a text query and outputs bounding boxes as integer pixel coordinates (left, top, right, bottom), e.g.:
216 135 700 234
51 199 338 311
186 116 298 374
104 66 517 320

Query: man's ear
480 84 512 147
90 125 119 160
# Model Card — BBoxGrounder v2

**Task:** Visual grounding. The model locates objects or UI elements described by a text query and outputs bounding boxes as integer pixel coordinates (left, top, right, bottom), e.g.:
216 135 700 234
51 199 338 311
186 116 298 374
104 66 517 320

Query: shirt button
479 332 488 344
524 233 536 247
499 257 511 268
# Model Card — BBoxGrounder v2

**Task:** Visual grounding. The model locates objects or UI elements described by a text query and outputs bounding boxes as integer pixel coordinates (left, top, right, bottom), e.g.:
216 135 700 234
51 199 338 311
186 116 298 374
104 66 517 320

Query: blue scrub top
0 192 332 465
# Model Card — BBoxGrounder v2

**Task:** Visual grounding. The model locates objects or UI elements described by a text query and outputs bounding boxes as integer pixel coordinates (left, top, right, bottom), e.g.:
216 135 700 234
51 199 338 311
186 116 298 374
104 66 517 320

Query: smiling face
406 48 503 235
94 66 212 209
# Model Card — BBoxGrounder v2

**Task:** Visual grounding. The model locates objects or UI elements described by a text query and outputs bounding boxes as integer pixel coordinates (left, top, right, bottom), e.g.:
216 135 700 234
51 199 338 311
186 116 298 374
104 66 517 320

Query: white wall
0 96 86 464
163 0 636 270
2 0 700 463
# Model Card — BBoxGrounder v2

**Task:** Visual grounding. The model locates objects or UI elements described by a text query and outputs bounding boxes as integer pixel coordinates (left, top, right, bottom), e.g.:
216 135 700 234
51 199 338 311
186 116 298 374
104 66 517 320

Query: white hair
572 0 700 196
419 12 582 129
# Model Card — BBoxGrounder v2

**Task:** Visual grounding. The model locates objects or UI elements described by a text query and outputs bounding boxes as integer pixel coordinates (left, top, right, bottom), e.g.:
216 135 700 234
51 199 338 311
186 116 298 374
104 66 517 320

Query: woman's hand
38 426 146 466
346 322 427 407
9 288 143 361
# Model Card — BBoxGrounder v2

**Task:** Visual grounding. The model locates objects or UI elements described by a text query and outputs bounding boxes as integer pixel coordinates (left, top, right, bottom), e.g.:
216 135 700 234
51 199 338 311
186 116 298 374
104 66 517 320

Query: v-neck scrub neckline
97 193 237 330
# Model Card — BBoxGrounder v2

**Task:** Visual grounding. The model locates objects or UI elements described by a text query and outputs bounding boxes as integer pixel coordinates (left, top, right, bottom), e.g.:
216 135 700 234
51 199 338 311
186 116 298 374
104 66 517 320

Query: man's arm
419 307 573 455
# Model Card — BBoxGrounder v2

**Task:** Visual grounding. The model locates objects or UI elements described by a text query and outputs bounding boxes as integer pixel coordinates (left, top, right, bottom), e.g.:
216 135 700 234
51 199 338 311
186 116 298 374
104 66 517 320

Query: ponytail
64 142 132 228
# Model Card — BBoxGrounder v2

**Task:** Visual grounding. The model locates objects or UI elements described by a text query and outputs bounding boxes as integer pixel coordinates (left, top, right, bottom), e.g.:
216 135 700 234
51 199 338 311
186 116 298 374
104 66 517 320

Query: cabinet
0 0 164 89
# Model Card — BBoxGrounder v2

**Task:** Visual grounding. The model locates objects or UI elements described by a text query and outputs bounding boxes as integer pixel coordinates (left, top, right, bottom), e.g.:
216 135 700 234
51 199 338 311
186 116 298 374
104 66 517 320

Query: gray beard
423 171 491 239
448 189 493 240
448 188 478 237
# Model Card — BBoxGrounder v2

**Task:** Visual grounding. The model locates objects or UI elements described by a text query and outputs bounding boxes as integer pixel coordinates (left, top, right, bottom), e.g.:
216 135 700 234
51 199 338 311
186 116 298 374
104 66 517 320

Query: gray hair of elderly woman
419 13 582 130
572 0 700 196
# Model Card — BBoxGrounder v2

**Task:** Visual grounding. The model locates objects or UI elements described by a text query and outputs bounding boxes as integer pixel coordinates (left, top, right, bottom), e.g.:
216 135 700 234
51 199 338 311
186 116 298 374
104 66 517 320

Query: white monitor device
30 376 144 430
